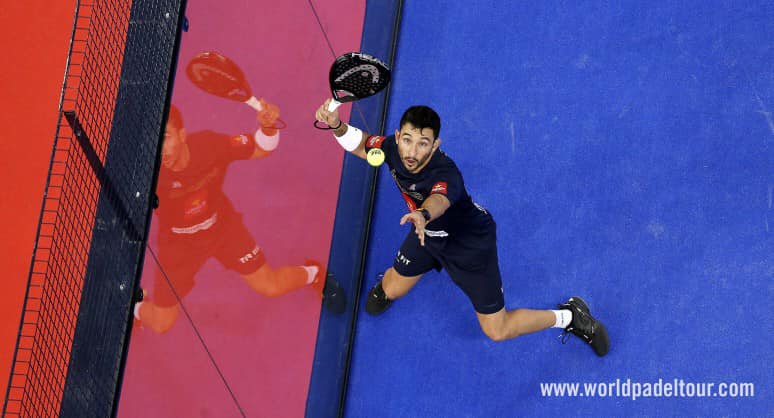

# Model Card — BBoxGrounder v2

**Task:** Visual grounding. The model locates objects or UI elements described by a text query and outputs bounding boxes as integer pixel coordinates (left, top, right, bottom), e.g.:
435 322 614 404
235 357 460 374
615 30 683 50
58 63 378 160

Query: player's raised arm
249 98 283 159
315 98 369 159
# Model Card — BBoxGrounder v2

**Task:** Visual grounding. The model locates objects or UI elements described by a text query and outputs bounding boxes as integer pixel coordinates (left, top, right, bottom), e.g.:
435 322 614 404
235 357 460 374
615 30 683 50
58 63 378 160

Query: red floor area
0 0 78 405
118 1 364 416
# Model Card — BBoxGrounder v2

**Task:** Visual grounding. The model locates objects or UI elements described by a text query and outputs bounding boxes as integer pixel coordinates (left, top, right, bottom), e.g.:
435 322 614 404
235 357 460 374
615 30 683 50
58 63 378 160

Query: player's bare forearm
399 194 450 246
250 144 272 159
316 99 369 158
419 194 451 222
251 129 280 159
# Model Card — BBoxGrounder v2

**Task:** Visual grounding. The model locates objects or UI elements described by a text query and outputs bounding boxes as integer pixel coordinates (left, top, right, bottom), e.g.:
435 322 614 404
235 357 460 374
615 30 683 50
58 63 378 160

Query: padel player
315 99 609 356
135 102 341 333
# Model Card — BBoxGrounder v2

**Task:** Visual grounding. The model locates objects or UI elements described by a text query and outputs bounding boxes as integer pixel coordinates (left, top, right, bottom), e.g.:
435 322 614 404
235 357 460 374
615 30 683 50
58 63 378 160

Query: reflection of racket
186 51 286 129
314 52 391 129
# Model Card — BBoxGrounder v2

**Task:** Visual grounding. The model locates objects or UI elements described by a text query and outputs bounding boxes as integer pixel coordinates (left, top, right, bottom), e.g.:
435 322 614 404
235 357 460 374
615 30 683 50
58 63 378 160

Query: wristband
334 124 362 152
418 208 431 222
254 129 279 151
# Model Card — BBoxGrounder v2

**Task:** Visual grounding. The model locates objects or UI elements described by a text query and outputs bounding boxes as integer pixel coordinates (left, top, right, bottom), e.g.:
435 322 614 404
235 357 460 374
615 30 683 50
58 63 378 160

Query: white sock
134 301 144 321
552 309 573 328
303 266 318 284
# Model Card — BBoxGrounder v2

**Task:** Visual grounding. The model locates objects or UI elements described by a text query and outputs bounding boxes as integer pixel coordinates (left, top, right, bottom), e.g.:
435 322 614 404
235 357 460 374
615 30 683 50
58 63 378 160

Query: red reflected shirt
156 130 255 234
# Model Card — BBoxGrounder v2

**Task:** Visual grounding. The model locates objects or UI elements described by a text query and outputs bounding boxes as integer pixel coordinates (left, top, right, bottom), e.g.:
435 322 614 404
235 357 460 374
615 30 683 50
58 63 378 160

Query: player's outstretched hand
400 211 427 246
257 98 280 128
315 98 341 128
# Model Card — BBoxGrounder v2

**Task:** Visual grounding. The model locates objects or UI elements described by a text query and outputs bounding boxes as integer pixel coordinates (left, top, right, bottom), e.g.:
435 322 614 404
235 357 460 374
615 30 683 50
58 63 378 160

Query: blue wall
306 1 402 417
347 1 772 416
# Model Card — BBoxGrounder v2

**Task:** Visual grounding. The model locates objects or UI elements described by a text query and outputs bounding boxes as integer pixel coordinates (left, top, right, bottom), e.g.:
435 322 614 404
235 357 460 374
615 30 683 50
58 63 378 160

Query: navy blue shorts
392 223 505 315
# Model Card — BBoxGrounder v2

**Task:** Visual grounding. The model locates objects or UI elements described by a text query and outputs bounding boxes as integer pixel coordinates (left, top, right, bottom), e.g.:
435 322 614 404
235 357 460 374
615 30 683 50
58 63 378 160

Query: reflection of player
136 103 330 333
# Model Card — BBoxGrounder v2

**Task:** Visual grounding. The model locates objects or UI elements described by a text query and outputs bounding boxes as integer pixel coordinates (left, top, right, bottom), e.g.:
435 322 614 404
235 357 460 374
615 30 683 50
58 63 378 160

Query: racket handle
327 99 342 112
245 96 263 112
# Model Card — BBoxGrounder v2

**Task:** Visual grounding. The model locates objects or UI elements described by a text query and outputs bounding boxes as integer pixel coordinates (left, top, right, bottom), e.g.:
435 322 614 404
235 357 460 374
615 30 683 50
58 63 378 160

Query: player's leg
475 309 555 341
365 231 439 315
442 234 558 341
136 293 181 334
469 274 609 355
447 244 609 354
241 261 318 297
366 268 423 315
137 234 207 334
380 267 423 299
214 214 322 297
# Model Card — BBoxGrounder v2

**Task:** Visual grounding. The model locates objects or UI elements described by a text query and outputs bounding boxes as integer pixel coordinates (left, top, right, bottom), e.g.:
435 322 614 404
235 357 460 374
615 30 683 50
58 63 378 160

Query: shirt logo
171 181 182 189
431 182 448 195
409 184 416 191
401 193 417 211
185 198 207 216
367 135 386 148
232 134 249 146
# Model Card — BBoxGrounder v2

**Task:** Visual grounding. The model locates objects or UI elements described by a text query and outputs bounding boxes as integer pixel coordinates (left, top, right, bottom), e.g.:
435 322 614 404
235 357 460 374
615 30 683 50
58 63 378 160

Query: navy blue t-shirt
365 134 492 244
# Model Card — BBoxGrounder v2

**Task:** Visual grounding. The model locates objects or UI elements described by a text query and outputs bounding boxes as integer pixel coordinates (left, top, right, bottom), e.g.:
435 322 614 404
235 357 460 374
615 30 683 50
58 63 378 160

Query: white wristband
335 124 362 152
255 129 280 151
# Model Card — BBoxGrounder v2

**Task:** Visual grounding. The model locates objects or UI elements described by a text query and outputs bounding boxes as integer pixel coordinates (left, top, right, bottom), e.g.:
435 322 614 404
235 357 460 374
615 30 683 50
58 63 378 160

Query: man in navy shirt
315 99 609 356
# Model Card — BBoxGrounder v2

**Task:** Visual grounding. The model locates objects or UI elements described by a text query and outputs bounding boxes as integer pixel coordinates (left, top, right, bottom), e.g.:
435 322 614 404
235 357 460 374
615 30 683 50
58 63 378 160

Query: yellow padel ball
367 148 385 167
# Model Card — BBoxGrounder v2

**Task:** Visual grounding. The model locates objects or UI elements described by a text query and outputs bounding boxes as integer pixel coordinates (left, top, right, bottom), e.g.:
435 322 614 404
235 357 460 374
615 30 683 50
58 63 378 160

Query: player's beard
402 148 433 173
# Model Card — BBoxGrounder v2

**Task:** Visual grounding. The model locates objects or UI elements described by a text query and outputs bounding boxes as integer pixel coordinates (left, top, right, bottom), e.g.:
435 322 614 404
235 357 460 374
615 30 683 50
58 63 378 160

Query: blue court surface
345 1 772 416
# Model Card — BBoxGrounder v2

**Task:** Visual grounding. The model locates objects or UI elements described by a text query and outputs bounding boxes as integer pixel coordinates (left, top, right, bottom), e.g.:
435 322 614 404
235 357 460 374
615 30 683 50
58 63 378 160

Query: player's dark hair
400 106 440 139
167 105 184 130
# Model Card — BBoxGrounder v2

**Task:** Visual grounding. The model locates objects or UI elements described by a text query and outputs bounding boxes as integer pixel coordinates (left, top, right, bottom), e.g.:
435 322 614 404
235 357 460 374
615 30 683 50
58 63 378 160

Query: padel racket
314 52 390 129
186 51 286 129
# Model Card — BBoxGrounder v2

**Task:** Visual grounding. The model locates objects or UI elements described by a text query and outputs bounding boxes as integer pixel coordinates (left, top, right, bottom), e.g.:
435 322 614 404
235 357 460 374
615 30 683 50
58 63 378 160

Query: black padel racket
314 52 390 129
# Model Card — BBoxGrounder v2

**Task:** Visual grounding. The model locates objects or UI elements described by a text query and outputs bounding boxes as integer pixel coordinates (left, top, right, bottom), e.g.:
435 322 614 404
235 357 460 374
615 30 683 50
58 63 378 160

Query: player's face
395 123 440 173
162 122 187 170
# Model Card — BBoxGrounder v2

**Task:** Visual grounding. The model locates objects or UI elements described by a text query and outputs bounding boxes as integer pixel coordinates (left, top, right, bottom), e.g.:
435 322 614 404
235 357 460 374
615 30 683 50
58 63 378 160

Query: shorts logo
431 182 448 195
239 246 261 264
367 135 386 148
395 250 411 266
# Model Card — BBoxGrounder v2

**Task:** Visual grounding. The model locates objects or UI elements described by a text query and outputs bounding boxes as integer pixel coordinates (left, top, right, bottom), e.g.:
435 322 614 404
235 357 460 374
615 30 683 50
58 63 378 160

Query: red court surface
0 0 79 405
118 1 364 417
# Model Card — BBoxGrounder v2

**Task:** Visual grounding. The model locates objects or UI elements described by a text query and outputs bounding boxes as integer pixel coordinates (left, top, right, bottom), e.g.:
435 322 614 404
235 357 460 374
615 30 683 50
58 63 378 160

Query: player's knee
247 278 284 297
258 282 285 298
480 322 514 342
382 268 421 299
483 328 509 342
147 304 179 334
244 265 285 297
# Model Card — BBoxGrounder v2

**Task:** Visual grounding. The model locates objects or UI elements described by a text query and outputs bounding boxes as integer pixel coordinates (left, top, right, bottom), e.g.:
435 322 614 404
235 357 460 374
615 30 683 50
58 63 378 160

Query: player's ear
433 137 441 151
394 129 400 140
